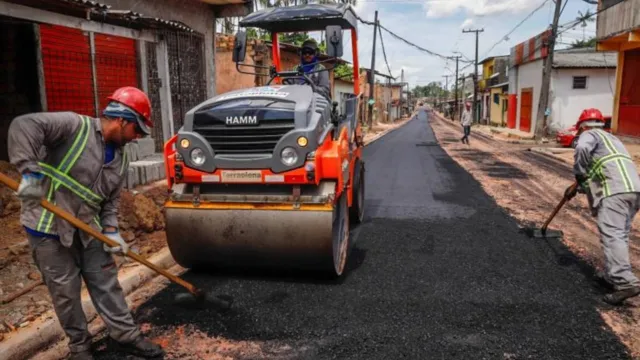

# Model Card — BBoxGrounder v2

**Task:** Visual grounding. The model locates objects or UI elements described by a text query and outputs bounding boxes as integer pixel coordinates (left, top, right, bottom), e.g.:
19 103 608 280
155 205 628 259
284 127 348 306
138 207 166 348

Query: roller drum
165 206 336 272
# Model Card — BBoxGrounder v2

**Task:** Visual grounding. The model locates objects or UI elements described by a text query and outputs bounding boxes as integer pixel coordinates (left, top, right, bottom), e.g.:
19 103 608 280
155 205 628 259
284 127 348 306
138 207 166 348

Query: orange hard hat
578 108 604 124
107 86 152 128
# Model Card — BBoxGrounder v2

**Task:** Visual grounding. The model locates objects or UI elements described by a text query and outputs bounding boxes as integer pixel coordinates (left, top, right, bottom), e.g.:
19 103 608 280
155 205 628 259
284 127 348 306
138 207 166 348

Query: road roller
162 3 365 277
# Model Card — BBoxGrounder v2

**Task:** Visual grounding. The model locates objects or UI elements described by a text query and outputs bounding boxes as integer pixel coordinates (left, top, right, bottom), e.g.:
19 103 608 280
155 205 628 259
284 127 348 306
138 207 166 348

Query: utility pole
463 28 484 124
367 10 379 129
535 0 562 140
442 75 450 118
453 55 461 121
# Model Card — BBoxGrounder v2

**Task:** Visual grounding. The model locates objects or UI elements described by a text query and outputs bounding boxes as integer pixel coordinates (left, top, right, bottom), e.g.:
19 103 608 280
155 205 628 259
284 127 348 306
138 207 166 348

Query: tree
575 9 595 40
569 37 597 49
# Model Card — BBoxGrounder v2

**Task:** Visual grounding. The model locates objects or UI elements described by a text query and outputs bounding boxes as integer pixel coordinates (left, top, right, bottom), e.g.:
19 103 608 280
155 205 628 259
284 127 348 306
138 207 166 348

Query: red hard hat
107 86 152 128
578 108 604 124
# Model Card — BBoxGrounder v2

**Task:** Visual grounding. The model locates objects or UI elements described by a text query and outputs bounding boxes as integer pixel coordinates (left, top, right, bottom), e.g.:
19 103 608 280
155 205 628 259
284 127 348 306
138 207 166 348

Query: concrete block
136 138 156 159
124 143 139 163
129 158 164 185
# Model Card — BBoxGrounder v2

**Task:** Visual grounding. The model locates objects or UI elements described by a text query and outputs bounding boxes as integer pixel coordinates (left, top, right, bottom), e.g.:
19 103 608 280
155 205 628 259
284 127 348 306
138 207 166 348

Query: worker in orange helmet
7 86 164 359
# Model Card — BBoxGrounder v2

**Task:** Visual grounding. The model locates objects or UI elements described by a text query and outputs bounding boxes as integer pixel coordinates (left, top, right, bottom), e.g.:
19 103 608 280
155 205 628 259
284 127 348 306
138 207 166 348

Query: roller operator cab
163 3 365 277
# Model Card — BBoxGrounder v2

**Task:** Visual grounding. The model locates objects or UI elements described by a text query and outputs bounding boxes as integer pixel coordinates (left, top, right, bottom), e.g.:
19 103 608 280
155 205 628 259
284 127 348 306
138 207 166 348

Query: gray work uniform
7 112 140 353
290 63 331 100
574 129 640 290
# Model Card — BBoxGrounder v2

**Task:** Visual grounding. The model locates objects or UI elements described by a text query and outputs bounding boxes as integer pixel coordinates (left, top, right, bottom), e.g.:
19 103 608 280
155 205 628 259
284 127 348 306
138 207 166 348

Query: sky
307 0 599 90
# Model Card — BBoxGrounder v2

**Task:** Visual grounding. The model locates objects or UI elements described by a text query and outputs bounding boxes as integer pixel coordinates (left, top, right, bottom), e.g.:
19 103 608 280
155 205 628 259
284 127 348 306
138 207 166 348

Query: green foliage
334 64 354 80
411 82 450 99
569 37 597 49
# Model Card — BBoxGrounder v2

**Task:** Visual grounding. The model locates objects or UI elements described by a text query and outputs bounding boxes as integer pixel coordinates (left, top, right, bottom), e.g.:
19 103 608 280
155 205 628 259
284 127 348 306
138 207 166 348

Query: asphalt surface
94 110 631 359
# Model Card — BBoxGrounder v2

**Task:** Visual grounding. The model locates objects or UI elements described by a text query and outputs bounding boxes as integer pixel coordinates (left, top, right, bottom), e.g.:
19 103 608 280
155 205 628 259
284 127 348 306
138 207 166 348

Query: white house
333 78 355 114
512 47 617 133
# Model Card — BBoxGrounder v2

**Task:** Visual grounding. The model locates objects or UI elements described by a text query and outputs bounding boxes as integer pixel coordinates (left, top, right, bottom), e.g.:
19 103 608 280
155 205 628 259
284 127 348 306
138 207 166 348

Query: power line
377 23 393 78
350 11 473 63
481 0 550 59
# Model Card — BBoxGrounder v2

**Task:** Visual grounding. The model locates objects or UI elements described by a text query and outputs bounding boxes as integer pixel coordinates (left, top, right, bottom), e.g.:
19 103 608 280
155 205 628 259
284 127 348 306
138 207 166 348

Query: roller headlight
190 148 206 166
281 147 298 166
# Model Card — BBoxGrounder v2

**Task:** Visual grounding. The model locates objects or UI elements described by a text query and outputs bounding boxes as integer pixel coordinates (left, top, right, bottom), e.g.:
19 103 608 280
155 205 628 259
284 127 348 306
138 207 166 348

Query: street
91 111 631 360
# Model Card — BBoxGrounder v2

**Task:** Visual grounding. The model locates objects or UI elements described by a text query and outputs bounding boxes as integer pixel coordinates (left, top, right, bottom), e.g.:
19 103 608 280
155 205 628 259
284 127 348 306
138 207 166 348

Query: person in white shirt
460 101 472 144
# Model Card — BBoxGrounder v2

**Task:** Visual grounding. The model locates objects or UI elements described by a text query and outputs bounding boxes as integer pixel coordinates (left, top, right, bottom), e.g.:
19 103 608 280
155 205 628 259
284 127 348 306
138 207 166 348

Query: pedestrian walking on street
565 109 640 305
8 87 165 360
460 101 472 145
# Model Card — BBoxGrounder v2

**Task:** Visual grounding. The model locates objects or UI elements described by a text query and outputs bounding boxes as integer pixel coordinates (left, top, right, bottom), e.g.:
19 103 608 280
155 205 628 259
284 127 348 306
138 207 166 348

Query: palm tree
575 9 595 41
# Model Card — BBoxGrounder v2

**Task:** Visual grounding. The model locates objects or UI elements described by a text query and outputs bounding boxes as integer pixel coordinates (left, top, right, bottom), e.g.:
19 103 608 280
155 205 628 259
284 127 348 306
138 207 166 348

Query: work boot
603 286 640 306
68 350 94 360
593 271 615 291
114 337 165 358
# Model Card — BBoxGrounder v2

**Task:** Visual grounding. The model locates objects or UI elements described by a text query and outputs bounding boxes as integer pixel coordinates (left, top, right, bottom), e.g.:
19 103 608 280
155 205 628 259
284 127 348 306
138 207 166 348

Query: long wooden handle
541 182 577 232
0 172 200 296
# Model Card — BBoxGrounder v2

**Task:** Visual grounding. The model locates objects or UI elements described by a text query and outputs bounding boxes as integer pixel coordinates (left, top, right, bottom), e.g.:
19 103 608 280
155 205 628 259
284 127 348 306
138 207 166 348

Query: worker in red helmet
577 108 605 126
7 86 164 360
565 109 640 306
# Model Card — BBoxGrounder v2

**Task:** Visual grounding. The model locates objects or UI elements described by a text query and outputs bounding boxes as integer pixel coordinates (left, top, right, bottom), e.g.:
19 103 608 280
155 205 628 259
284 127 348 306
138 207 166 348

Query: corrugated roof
552 48 617 68
17 0 196 32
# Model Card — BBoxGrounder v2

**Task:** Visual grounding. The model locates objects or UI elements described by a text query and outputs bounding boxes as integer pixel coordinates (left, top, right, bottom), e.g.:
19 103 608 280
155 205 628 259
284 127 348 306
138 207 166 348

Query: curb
0 248 176 360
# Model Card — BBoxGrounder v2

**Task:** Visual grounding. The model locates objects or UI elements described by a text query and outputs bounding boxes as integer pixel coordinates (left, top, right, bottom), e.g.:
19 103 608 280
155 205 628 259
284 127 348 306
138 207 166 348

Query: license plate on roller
220 170 263 183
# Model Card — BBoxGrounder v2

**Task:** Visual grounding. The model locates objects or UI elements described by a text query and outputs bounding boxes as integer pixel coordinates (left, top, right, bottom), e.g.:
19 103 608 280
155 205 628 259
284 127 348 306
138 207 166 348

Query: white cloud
460 18 474 29
425 0 543 18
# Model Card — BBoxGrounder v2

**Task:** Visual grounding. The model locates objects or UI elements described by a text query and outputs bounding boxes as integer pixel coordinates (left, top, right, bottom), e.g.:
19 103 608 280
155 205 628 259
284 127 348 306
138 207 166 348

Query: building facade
0 0 251 163
596 0 640 137
510 46 616 134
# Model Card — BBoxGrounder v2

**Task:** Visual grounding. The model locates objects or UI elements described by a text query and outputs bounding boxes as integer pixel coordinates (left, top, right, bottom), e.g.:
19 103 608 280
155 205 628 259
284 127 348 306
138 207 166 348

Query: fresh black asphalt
95 110 631 359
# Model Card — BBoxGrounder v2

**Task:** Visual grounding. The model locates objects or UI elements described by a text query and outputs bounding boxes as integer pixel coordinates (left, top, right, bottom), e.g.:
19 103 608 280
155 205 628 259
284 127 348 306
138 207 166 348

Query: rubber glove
17 172 44 207
103 230 129 256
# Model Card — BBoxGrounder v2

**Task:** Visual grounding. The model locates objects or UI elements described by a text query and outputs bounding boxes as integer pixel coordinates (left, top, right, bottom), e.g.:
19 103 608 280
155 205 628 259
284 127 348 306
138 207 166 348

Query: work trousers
27 232 140 353
461 126 471 142
597 192 640 290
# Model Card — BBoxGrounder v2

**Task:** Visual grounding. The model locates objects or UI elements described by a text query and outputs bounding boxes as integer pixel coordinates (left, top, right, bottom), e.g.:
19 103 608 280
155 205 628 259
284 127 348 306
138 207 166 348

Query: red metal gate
618 49 640 137
94 34 138 110
519 89 533 132
39 24 95 116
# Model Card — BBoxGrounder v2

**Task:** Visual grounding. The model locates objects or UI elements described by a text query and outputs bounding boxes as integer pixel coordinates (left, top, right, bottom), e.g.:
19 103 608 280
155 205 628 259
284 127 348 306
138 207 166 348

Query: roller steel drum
164 193 350 276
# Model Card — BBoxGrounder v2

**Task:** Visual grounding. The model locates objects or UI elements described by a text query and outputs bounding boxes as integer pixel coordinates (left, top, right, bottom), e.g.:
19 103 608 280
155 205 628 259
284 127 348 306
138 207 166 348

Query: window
573 76 588 89
493 93 500 104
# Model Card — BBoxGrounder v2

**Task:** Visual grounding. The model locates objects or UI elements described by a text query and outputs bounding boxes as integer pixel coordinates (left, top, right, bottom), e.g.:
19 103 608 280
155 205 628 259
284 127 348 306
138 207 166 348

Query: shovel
523 182 577 239
0 172 232 310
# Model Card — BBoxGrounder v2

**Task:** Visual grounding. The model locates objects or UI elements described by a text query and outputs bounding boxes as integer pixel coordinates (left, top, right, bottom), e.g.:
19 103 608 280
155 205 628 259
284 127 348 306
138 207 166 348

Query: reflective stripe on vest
35 116 101 233
37 162 104 209
587 130 635 197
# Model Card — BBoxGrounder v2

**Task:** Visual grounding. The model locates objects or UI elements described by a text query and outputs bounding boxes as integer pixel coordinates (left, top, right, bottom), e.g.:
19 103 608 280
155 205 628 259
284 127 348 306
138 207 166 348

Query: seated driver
284 39 331 100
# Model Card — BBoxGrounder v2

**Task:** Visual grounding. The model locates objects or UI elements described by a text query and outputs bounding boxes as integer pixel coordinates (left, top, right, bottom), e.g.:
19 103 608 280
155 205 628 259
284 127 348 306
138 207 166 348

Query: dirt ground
430 112 640 358
0 161 169 341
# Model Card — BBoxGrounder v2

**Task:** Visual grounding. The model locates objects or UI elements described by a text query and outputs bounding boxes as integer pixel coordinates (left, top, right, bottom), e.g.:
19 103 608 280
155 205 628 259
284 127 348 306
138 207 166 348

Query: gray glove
17 173 44 207
103 231 129 256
